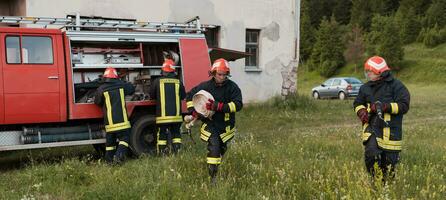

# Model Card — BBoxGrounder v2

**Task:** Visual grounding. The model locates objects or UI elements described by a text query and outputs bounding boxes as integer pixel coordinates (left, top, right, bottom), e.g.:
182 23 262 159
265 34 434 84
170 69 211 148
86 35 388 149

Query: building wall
23 0 299 102
0 0 26 17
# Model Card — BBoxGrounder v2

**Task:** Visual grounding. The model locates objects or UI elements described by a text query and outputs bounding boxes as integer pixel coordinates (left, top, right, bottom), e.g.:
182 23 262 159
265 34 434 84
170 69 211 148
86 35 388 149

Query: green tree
372 0 400 16
301 0 325 27
350 0 373 31
418 24 446 47
332 0 352 25
344 25 366 73
366 15 404 69
423 0 446 28
399 0 432 15
301 0 336 28
395 7 422 44
310 16 346 77
300 11 316 61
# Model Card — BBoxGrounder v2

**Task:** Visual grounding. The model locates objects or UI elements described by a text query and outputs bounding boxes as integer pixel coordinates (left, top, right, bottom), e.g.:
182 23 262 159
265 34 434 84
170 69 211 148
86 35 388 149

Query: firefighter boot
104 148 116 165
157 145 169 156
209 164 218 186
114 141 129 164
172 142 181 154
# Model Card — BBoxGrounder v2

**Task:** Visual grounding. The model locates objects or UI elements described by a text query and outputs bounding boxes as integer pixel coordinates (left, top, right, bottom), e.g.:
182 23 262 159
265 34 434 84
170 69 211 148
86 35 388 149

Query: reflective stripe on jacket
149 73 186 124
353 72 410 151
95 79 135 133
186 78 243 142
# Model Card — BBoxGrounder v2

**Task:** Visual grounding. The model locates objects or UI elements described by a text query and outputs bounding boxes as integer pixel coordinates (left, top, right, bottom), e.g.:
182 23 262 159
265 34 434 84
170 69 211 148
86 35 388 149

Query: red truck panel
179 38 212 92
0 34 4 123
0 29 67 124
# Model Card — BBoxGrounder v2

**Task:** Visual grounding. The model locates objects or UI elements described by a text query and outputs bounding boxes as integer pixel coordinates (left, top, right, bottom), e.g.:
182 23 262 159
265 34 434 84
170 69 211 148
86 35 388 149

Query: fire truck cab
0 15 216 155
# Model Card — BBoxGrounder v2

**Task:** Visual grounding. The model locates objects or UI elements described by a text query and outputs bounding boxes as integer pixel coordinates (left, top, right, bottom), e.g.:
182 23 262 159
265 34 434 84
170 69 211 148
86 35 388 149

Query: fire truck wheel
130 115 157 156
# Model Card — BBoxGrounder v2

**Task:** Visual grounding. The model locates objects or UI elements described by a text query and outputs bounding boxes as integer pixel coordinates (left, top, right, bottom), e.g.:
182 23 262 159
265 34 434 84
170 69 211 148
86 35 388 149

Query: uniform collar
368 71 393 86
211 77 228 87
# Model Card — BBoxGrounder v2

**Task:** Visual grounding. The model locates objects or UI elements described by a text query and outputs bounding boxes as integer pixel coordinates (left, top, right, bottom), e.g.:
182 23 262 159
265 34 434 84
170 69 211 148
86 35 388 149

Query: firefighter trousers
364 135 400 181
105 129 130 164
206 130 229 179
156 123 182 155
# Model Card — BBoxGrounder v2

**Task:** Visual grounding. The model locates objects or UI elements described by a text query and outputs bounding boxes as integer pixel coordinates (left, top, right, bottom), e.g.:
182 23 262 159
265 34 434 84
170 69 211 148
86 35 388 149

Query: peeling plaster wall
24 0 298 102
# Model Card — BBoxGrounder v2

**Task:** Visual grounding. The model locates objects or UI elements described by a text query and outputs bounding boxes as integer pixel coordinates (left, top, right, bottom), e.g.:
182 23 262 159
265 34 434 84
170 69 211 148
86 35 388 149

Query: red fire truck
0 15 245 155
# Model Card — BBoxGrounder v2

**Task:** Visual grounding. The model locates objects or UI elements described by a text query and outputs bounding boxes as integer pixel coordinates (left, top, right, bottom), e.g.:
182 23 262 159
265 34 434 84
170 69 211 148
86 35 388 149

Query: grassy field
0 43 445 199
0 83 445 199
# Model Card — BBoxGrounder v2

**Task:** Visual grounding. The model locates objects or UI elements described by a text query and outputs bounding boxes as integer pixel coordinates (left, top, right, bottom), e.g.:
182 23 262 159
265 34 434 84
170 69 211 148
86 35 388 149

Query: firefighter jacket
149 73 186 124
186 78 243 143
95 79 135 133
353 72 410 151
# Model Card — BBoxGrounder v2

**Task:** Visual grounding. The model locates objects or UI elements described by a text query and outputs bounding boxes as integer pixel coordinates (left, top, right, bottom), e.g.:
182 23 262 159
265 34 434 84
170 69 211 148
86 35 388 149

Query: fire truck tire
130 115 157 156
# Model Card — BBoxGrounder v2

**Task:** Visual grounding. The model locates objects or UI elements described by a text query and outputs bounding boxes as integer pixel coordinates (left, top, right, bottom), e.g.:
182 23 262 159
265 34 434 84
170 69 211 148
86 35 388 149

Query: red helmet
210 58 230 75
162 59 175 73
103 67 118 79
364 56 390 75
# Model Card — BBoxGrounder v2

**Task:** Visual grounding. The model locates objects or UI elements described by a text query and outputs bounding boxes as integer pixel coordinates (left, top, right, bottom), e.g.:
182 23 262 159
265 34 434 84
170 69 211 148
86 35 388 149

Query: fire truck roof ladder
0 14 214 34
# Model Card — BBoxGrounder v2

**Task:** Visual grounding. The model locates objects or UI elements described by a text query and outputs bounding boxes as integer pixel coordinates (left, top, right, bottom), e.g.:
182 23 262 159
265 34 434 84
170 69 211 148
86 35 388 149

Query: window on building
245 29 260 69
5 36 53 64
205 26 220 48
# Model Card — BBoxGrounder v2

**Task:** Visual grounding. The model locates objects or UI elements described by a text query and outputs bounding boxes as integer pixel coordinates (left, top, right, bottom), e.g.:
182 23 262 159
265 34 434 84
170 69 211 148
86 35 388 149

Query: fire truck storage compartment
71 41 181 103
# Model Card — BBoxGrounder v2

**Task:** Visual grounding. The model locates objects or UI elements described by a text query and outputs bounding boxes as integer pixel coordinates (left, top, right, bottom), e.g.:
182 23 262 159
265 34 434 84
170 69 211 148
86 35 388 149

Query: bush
269 93 317 111
417 24 446 48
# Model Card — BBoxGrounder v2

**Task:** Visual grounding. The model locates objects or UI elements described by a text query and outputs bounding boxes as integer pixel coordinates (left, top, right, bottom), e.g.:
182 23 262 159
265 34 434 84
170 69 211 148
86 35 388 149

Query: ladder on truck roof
0 14 215 34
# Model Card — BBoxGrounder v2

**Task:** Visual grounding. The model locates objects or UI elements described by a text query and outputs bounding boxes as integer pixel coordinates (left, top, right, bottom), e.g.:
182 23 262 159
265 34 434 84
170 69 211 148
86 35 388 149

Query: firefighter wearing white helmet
185 58 243 184
353 56 410 182
95 67 135 164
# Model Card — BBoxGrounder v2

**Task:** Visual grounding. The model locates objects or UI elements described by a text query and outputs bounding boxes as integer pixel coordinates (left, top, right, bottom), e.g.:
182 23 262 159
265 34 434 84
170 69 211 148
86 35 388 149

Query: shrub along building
0 0 300 102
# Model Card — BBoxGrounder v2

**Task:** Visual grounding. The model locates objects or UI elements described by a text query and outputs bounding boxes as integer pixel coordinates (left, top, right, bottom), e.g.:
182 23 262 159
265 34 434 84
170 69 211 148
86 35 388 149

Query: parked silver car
311 77 363 100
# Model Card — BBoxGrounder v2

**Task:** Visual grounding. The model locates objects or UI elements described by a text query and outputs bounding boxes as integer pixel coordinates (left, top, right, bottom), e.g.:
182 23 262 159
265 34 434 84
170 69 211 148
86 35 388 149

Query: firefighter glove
192 110 199 119
206 99 224 112
370 101 389 114
357 108 369 124
188 109 203 120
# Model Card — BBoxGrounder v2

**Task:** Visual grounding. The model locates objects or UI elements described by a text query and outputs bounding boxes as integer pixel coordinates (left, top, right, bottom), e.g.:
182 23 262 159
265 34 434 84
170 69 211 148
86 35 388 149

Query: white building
1 0 300 102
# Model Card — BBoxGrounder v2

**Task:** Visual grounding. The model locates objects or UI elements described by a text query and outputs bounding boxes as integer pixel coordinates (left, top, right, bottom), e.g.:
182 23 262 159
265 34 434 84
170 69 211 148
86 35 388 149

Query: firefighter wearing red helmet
95 67 135 164
149 59 186 154
353 56 410 181
186 58 243 184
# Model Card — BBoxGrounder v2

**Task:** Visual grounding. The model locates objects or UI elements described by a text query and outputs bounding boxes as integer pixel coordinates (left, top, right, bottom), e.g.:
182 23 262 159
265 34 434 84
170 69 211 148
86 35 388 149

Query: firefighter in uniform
149 59 186 155
95 67 135 164
186 58 243 183
353 56 410 181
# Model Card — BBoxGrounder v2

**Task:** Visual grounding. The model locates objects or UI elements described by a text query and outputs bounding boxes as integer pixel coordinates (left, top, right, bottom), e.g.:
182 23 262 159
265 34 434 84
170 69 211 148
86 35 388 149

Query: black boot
172 143 182 154
157 145 169 156
114 145 128 164
209 164 218 186
104 149 116 165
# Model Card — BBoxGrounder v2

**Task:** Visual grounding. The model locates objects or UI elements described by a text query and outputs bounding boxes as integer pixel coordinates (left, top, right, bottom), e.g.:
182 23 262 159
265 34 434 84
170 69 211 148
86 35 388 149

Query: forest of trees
300 0 446 77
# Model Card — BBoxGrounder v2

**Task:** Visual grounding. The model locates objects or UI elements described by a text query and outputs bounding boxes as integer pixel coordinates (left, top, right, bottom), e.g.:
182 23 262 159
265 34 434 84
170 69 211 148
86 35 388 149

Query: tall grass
1 83 444 199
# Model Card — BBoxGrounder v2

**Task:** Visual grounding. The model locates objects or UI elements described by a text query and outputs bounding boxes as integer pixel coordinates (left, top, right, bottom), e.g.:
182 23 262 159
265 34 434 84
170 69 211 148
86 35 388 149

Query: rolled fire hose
184 90 215 129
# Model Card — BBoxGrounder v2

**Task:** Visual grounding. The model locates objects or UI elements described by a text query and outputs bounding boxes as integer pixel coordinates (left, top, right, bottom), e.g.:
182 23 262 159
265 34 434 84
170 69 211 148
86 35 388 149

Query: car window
323 79 333 86
345 78 362 84
333 79 341 86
